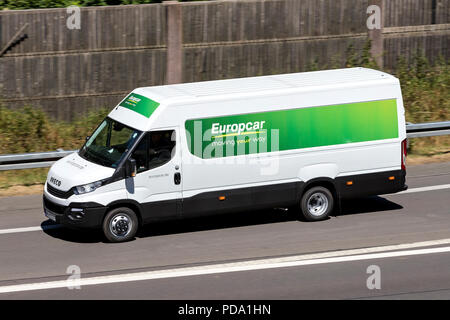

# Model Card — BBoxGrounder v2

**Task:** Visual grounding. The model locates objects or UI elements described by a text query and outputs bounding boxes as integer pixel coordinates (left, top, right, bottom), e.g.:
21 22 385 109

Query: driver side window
131 130 176 173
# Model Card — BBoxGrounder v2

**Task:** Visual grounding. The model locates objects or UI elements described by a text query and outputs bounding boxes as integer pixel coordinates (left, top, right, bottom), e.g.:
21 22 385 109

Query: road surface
0 162 449 300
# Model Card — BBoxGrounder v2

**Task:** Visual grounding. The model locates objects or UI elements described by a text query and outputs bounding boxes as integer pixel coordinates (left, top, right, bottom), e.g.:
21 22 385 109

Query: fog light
69 208 85 221
71 208 84 213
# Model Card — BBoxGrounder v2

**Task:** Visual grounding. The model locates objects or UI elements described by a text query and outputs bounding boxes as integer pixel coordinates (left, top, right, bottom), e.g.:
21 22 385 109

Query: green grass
394 55 449 155
0 107 109 189
0 168 49 189
0 106 109 154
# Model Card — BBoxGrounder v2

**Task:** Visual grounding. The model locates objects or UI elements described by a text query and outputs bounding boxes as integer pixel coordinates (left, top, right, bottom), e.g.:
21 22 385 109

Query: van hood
46 152 115 191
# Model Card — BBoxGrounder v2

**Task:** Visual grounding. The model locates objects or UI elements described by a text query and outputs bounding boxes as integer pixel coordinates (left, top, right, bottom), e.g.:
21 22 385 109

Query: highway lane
3 244 450 300
0 162 449 299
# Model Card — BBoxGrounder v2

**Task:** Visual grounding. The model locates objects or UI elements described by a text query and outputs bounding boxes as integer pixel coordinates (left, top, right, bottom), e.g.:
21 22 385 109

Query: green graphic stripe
120 93 159 118
185 99 399 159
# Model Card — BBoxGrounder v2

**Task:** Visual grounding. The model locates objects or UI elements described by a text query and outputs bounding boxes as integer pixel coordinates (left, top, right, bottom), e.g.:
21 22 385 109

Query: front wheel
300 186 334 221
102 207 138 242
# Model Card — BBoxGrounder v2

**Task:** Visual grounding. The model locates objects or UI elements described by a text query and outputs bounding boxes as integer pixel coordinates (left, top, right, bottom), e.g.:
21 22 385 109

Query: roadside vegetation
0 0 207 10
0 48 448 190
340 43 449 158
0 107 109 190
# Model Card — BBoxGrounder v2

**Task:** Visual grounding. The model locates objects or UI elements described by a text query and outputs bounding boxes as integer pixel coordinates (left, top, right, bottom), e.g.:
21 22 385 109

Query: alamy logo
66 265 81 290
66 6 81 30
366 5 381 30
366 265 381 290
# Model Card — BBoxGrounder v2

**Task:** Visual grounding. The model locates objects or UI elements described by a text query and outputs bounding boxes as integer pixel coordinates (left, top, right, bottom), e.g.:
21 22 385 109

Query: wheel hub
110 215 131 237
307 193 329 217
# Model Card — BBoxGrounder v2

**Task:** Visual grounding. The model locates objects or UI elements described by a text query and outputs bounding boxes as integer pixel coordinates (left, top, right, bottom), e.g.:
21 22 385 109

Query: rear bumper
43 196 106 229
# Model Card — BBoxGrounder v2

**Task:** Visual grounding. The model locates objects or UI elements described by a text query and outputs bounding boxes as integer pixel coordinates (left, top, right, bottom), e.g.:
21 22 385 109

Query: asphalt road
0 162 449 300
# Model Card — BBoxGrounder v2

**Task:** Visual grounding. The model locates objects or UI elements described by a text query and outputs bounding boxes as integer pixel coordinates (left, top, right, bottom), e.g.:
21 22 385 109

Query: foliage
0 105 109 154
0 0 207 10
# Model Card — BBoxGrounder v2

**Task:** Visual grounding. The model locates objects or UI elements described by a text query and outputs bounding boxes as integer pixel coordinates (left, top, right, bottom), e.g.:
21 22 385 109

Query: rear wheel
300 186 334 221
102 207 138 242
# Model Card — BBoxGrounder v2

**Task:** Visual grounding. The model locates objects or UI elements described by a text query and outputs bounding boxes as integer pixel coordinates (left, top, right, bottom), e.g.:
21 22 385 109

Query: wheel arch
106 199 144 226
301 177 339 203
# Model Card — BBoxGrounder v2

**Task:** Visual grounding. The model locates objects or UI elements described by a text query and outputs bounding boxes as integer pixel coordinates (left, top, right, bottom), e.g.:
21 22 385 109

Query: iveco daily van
43 67 408 242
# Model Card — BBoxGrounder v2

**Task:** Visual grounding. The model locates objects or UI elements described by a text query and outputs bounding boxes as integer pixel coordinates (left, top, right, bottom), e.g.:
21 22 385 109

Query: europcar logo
119 93 160 118
211 120 266 137
127 96 141 106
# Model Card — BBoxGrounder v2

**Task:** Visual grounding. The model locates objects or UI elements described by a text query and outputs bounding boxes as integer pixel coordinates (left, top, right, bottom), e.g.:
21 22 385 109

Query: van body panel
46 153 114 193
298 164 340 182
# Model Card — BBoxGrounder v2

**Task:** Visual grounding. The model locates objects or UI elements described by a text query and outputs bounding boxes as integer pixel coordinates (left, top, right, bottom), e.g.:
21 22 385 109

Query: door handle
174 172 181 185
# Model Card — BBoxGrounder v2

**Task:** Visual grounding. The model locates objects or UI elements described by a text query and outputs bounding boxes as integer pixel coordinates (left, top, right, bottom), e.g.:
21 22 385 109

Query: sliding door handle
174 172 181 185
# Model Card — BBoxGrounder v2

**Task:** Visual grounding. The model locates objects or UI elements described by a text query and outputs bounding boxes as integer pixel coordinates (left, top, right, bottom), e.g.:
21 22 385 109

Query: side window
132 134 148 173
131 130 176 173
148 130 176 169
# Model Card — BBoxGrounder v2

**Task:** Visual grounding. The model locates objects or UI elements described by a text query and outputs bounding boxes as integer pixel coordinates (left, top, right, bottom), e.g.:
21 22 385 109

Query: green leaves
0 1 218 10
0 105 109 154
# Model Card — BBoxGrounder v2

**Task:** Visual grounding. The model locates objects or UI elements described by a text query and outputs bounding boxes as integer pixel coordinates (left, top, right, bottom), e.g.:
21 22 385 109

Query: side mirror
85 136 90 141
125 158 137 178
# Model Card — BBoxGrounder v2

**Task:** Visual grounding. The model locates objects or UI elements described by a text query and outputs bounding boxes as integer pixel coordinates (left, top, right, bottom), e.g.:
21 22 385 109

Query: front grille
43 197 66 215
47 184 74 199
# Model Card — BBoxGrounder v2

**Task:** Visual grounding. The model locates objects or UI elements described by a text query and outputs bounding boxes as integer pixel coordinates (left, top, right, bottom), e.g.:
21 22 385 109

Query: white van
43 67 408 242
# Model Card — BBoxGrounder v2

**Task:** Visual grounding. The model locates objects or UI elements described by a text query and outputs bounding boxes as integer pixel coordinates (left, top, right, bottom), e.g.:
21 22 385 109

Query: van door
126 128 182 221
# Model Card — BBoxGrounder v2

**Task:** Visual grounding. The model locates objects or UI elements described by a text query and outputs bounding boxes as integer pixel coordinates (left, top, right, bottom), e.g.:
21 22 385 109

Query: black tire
300 186 334 221
102 207 139 242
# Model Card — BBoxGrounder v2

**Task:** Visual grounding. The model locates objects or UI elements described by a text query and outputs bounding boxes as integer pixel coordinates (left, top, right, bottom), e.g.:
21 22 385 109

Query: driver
149 132 172 164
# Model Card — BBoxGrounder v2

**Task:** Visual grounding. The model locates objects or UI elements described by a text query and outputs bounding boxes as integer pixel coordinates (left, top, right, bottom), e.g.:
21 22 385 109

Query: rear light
401 138 407 171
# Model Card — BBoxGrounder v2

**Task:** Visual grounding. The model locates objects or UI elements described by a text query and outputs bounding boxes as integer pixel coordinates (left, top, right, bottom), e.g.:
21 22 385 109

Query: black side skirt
336 169 407 199
141 169 407 221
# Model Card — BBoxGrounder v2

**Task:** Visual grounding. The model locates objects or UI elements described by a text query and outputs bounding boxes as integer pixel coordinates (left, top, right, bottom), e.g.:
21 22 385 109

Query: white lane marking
1 240 450 294
0 224 61 235
395 184 450 194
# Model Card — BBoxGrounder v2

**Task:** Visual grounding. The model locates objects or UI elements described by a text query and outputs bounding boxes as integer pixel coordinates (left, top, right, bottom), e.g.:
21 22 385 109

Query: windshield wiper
85 148 113 167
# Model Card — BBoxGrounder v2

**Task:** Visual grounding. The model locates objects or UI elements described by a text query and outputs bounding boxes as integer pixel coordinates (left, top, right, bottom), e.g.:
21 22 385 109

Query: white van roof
134 67 397 104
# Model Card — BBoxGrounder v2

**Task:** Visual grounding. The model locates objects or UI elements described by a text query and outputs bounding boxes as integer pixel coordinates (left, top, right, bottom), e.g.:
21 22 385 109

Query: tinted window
79 117 141 168
131 130 176 172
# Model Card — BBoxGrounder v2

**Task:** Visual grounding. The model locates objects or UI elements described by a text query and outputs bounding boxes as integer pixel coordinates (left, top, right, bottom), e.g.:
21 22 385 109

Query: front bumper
43 196 106 229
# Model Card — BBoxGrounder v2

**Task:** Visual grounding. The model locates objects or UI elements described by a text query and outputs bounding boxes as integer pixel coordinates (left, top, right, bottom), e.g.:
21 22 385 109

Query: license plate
44 208 57 222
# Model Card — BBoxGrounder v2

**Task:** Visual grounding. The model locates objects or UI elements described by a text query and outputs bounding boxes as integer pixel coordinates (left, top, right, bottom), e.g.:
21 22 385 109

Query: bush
0 105 109 154
0 0 207 10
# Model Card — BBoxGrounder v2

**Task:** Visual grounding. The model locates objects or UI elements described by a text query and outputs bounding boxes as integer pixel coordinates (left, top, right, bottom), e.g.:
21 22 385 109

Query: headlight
74 181 102 195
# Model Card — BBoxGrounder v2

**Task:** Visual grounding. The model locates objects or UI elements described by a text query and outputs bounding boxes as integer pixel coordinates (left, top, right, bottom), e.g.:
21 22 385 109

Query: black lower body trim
43 169 407 228
43 196 107 228
336 169 406 199
181 182 303 218
141 199 181 222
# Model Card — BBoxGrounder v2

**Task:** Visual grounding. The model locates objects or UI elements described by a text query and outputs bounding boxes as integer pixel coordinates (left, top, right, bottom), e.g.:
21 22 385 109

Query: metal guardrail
0 121 449 171
405 121 450 138
0 150 76 171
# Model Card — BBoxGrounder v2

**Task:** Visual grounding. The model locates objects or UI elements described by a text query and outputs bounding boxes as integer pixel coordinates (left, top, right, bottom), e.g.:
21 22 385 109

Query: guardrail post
165 1 183 84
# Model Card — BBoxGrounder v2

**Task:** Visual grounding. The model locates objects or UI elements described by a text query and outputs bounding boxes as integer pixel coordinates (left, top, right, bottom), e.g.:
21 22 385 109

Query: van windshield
79 117 142 168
